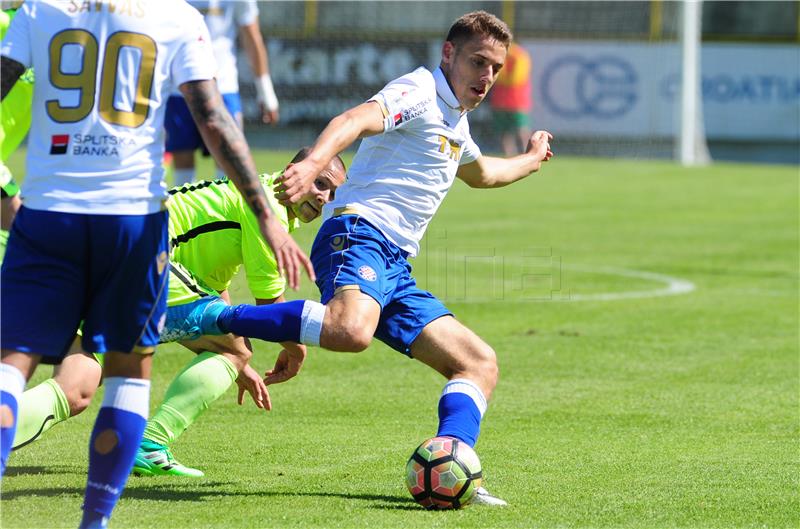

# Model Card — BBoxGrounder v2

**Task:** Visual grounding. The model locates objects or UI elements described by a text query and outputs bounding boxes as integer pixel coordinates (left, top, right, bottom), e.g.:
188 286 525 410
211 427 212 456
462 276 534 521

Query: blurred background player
0 2 310 528
167 0 280 186
11 149 346 479
489 42 533 156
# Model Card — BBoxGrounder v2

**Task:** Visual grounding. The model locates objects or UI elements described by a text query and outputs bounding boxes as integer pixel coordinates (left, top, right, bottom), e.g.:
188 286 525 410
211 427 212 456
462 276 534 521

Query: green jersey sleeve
0 9 34 162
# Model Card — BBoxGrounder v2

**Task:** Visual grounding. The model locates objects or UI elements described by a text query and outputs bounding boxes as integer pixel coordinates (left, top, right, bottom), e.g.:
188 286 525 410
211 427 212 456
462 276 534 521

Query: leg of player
12 342 101 450
215 298 328 347
171 150 196 187
133 335 251 478
409 316 508 506
0 351 39 476
80 351 152 529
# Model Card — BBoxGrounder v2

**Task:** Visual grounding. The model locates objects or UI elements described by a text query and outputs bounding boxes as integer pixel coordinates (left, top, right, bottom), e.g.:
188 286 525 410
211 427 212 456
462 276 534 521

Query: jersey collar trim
433 67 463 113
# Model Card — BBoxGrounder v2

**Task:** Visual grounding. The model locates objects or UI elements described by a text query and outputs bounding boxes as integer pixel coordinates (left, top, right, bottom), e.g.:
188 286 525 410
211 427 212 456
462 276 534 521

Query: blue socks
0 363 26 476
81 377 150 528
436 379 487 447
216 300 325 346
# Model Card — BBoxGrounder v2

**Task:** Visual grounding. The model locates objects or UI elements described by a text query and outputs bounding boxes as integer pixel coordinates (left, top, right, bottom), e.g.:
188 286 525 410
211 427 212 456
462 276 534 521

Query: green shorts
492 110 529 134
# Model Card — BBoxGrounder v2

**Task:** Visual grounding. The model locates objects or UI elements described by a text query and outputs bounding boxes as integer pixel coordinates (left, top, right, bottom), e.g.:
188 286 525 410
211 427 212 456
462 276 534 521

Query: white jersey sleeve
170 16 215 91
371 73 434 133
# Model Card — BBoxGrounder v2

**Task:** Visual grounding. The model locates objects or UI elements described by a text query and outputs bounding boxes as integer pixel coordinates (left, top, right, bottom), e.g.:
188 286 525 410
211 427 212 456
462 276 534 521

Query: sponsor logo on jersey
70 134 136 157
330 236 345 251
358 265 377 282
50 135 69 155
394 112 403 126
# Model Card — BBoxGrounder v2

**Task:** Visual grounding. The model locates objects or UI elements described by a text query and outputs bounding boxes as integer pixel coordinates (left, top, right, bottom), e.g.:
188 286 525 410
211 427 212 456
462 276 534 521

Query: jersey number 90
47 29 157 128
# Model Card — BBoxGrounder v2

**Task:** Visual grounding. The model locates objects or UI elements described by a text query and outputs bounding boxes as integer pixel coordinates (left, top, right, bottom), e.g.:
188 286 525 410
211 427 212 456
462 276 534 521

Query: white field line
560 264 696 302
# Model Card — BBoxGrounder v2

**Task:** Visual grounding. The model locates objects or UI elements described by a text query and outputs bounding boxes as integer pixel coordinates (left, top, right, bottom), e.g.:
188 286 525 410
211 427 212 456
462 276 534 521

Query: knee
65 382 97 416
340 323 373 352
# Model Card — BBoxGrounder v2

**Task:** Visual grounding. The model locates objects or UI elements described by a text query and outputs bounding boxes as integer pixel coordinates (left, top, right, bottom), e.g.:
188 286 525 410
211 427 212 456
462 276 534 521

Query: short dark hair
445 11 512 48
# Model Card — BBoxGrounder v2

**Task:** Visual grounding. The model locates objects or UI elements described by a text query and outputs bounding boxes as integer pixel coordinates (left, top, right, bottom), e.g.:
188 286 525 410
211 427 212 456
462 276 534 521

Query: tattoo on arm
1 57 26 101
181 79 271 219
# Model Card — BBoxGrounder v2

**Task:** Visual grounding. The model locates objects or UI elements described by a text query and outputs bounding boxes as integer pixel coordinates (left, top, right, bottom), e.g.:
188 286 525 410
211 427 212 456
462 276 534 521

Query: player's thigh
82 211 169 357
1 207 88 362
409 315 498 395
164 95 203 154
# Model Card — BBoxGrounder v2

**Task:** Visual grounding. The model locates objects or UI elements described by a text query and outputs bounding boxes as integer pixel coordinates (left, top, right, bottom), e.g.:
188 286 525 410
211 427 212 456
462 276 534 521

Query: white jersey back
190 0 258 94
1 0 217 215
323 67 481 257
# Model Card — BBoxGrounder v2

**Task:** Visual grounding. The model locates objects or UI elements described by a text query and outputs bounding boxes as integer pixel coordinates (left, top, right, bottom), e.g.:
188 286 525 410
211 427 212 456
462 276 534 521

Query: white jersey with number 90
0 0 217 215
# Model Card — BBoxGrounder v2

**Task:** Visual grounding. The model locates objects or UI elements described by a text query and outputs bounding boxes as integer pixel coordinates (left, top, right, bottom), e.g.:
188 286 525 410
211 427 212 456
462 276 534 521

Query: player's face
290 164 346 223
441 36 507 111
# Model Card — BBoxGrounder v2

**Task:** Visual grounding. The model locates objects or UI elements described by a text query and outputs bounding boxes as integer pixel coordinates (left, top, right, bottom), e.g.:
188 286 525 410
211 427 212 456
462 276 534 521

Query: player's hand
275 160 317 207
259 102 279 125
259 215 315 290
263 346 306 386
236 363 272 412
527 130 554 163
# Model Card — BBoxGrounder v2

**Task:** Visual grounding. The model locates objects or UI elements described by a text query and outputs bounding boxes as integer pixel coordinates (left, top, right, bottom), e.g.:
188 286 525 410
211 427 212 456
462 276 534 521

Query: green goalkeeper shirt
167 172 299 301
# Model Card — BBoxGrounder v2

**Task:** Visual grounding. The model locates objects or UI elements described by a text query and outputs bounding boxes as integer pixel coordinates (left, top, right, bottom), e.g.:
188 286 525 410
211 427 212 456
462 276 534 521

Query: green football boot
132 439 204 478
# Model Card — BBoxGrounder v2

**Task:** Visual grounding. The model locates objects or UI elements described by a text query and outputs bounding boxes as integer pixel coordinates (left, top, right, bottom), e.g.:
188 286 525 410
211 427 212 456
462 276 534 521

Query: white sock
299 301 326 347
102 377 150 420
0 363 26 399
442 378 487 417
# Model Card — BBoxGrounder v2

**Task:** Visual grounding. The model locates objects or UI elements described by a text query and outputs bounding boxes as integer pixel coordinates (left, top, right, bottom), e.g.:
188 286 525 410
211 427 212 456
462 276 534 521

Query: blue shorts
165 93 242 154
1 206 169 363
310 214 452 356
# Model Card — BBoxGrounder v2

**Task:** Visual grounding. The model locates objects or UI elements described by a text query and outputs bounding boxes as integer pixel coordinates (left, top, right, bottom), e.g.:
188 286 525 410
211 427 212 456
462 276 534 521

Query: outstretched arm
276 101 384 206
457 130 554 188
239 21 279 124
0 56 25 100
180 79 314 288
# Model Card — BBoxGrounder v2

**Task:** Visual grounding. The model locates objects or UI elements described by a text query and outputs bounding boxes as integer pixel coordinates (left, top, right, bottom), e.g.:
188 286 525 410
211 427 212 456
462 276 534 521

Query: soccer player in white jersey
167 0 280 185
199 10 553 506
0 2 311 528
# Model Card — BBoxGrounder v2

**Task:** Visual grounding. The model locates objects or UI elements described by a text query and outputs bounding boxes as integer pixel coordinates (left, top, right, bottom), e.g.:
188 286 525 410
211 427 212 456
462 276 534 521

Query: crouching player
12 149 346 477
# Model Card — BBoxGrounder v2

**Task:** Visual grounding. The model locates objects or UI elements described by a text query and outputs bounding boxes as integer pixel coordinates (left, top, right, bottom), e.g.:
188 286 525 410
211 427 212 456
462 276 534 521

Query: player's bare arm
0 56 25 100
180 79 314 289
239 21 278 124
276 101 384 206
457 130 554 188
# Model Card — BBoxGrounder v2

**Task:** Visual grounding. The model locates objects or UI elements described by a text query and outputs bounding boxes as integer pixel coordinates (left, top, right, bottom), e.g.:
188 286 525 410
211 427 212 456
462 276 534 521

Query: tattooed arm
1 56 25 101
180 79 314 288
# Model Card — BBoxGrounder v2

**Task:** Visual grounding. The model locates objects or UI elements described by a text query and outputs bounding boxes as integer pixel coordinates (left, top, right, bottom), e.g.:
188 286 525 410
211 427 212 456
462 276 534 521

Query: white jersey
323 67 481 257
190 0 258 95
1 0 216 215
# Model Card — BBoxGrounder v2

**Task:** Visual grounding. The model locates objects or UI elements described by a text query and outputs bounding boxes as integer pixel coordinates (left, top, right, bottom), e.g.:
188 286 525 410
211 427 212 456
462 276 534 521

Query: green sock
13 378 71 450
142 352 237 446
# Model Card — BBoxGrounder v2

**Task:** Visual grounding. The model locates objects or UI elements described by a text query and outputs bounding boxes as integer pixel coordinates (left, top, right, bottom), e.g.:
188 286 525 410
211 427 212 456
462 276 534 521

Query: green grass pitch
1 149 797 528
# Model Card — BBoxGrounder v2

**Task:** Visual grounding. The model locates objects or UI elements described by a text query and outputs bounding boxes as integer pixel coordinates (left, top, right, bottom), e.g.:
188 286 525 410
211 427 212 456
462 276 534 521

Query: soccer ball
405 436 482 509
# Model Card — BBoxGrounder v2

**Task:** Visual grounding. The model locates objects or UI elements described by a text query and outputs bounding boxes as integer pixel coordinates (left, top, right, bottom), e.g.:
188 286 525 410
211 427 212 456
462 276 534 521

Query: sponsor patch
50 134 69 155
358 265 377 282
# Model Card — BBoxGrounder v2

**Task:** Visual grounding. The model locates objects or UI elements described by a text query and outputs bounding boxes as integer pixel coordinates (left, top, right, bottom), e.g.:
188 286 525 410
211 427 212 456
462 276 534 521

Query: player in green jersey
0 7 32 257
12 148 346 477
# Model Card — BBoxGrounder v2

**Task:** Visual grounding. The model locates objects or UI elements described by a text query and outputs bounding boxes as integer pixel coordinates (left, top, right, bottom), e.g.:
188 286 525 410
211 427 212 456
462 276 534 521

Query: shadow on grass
5 465 78 477
3 482 418 509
